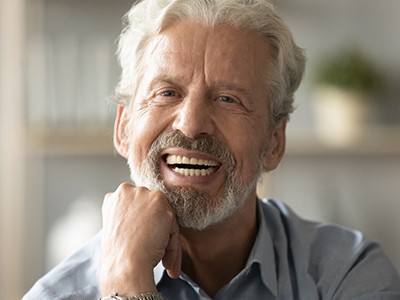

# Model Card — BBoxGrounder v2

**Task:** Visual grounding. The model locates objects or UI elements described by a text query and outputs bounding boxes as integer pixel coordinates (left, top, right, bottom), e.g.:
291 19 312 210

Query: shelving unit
26 125 400 157
18 0 400 296
286 126 400 157
26 0 132 131
22 0 133 294
27 126 115 156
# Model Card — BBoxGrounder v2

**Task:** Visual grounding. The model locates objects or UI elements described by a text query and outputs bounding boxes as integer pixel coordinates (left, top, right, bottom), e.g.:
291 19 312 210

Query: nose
172 93 215 138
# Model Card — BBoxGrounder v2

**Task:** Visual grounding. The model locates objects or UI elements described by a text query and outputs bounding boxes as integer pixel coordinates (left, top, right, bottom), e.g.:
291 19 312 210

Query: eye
159 90 178 97
218 95 237 104
154 88 182 101
151 88 183 106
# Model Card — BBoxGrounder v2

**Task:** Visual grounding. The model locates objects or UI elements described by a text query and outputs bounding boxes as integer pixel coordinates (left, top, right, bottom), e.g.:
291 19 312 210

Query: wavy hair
114 0 306 125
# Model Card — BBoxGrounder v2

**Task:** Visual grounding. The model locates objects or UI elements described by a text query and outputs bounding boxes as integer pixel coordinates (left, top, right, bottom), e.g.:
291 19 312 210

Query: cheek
224 125 267 178
235 141 263 172
127 108 172 160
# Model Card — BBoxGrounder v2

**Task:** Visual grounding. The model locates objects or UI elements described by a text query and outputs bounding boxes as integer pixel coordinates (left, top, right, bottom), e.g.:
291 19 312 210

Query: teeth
166 155 219 167
173 167 215 176
165 155 219 177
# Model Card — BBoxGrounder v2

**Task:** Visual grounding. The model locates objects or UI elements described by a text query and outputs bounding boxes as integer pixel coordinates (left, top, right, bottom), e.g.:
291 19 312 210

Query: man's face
116 21 285 229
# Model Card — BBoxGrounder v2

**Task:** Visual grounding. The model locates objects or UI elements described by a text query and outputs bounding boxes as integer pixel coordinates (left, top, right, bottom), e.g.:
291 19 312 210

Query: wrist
100 279 157 298
99 292 163 300
100 260 156 296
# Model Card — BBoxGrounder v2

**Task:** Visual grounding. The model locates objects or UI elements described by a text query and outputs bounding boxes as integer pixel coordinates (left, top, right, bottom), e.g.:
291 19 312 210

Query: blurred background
1 0 399 298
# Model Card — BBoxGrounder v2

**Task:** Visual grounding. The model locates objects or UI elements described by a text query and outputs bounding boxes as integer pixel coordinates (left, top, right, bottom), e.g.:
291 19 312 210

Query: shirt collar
245 199 278 295
153 199 278 296
154 261 165 284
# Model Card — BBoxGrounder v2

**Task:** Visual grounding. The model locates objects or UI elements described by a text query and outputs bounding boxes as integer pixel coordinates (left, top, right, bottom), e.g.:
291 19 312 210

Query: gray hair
114 0 306 125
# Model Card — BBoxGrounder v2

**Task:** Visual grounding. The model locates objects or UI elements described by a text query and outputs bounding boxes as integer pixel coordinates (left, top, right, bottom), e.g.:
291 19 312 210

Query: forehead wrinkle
145 21 271 106
146 48 197 89
150 41 205 88
148 75 187 91
212 81 253 99
202 24 270 94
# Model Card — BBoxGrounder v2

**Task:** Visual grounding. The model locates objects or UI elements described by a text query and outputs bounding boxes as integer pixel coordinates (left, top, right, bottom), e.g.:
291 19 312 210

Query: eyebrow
212 81 253 98
148 76 254 102
147 75 185 89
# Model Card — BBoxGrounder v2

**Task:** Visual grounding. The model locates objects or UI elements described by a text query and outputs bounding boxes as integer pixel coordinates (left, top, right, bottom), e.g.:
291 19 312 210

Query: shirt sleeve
329 241 400 299
263 199 400 299
22 232 102 300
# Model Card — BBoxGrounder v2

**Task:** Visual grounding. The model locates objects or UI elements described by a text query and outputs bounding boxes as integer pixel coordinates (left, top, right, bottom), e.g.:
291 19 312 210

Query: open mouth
165 154 220 176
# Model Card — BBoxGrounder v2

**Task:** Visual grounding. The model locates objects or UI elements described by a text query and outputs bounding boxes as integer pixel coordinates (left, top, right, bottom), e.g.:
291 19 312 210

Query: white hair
114 0 306 125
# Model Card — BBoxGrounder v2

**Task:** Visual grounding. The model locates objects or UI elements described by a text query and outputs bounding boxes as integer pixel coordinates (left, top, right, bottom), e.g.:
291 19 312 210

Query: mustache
147 131 236 167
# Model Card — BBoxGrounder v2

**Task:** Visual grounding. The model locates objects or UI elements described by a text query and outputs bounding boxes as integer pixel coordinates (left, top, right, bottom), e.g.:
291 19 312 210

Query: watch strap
99 292 163 300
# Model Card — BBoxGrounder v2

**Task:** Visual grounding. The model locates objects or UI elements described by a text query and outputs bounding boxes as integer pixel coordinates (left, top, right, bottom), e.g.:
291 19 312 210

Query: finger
102 182 136 218
101 192 115 225
163 212 182 278
162 212 180 268
167 240 182 279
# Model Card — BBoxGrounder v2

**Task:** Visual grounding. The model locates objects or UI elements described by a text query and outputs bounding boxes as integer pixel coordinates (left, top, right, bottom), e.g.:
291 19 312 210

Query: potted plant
312 48 382 146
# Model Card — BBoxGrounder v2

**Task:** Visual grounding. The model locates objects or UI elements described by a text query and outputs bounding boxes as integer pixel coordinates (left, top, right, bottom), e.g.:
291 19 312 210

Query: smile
165 154 220 176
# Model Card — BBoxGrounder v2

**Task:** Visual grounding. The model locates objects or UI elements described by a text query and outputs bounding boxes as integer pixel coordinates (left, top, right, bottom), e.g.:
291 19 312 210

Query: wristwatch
99 292 163 300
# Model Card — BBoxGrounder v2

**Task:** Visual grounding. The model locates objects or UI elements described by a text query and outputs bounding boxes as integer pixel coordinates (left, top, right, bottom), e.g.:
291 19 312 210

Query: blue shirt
23 199 400 299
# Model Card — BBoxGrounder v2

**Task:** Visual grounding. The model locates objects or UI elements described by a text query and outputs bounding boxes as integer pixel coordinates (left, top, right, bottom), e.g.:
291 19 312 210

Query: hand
99 183 182 296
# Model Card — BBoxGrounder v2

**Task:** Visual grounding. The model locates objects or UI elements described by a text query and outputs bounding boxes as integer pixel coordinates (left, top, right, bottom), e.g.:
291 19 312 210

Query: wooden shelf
286 125 400 157
26 125 400 157
27 126 115 156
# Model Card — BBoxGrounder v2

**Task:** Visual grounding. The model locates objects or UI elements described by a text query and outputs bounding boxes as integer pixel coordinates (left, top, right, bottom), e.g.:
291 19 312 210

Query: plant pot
313 86 371 146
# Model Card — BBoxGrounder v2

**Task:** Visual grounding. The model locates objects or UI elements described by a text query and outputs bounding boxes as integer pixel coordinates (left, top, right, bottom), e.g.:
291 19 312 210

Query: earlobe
114 104 130 158
263 119 287 172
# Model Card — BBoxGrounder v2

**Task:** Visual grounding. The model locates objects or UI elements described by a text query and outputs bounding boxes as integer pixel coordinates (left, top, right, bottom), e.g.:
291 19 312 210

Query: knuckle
149 189 166 199
135 186 149 193
117 182 134 191
102 192 113 207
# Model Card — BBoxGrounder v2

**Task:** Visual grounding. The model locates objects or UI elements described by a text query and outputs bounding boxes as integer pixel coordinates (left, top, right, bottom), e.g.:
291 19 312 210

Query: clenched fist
99 183 182 296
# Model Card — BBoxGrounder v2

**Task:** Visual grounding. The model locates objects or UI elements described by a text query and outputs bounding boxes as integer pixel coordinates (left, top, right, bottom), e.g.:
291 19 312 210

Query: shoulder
259 199 400 298
23 232 101 300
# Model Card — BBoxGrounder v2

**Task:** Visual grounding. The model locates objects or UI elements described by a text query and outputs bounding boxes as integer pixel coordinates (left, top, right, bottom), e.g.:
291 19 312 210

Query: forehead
142 21 272 89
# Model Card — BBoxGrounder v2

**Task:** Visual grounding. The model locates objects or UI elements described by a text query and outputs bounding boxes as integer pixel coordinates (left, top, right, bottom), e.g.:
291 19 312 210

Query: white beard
128 131 265 230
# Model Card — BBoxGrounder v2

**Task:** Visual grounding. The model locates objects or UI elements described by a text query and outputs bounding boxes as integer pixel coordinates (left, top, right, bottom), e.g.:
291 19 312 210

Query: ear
114 104 130 158
263 119 287 172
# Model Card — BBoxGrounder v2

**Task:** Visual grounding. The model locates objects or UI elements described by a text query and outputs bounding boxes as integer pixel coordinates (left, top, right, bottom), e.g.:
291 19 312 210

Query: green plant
315 48 382 94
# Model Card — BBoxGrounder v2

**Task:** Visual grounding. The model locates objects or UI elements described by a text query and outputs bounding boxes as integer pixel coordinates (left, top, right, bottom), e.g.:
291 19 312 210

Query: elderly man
24 0 400 299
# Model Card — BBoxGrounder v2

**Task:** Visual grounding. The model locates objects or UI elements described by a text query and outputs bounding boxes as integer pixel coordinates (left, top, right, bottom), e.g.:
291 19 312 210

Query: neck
179 194 259 298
